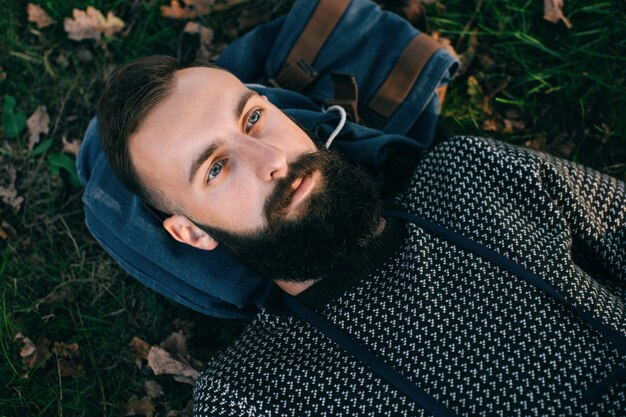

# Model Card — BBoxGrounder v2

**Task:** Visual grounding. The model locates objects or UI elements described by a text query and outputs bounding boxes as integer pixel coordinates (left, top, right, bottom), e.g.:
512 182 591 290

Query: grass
1 0 625 416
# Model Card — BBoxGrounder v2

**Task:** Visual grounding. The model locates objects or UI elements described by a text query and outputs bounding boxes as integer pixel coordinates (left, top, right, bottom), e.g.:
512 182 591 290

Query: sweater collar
265 216 406 314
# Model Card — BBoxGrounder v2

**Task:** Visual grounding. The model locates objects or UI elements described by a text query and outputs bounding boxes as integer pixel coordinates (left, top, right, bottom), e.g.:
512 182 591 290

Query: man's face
130 67 319 235
131 66 383 281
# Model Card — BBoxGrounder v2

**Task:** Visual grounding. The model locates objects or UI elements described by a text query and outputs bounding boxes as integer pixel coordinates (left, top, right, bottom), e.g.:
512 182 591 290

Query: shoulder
423 135 541 172
393 136 550 216
403 136 542 192
192 312 298 416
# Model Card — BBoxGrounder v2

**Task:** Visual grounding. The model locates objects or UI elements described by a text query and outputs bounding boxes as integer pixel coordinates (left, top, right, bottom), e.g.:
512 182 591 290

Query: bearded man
94 55 626 416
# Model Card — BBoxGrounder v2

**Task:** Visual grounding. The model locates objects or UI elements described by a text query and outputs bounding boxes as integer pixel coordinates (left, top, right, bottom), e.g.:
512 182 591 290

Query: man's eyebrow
188 142 220 184
187 90 259 184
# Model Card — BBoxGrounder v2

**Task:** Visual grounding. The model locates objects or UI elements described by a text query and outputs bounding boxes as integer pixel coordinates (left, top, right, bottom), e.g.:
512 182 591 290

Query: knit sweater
193 136 626 416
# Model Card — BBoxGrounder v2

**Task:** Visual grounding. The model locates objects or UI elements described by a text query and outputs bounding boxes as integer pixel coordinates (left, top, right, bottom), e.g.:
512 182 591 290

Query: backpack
77 0 459 318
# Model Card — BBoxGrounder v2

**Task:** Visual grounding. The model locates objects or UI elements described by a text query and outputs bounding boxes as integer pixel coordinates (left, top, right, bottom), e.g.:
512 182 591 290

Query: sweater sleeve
193 375 260 417
531 150 626 282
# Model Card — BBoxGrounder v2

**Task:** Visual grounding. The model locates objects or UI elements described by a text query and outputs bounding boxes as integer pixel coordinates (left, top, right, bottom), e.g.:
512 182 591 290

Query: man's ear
162 214 219 250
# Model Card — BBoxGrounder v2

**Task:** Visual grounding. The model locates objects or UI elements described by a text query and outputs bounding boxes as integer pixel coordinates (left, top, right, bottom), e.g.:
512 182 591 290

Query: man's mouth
288 170 321 210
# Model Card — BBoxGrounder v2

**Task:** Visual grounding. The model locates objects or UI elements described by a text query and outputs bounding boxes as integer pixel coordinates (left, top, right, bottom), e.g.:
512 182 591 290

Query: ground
1 0 625 416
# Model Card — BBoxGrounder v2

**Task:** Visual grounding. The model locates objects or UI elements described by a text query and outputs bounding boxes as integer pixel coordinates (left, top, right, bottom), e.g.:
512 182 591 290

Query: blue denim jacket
77 0 459 318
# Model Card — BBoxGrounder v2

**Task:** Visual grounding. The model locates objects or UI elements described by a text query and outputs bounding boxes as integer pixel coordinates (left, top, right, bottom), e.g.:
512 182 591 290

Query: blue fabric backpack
77 0 459 318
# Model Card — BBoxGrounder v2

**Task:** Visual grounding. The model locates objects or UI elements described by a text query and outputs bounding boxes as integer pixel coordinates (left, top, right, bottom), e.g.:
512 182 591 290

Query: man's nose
237 136 288 182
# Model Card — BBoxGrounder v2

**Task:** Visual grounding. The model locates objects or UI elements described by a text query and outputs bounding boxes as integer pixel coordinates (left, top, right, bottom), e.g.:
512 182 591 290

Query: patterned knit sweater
193 136 626 416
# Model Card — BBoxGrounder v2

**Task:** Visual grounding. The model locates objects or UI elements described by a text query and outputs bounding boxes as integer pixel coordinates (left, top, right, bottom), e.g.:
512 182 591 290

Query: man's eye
245 110 261 131
207 159 227 182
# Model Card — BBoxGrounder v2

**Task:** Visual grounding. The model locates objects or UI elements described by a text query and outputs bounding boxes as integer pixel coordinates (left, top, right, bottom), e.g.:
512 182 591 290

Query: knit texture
193 136 626 416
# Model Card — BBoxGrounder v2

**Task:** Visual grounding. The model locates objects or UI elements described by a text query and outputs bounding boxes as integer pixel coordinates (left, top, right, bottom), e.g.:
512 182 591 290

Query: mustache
263 150 336 222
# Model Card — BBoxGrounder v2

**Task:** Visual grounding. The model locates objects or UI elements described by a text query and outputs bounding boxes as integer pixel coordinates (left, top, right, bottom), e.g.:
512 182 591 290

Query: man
97 55 626 416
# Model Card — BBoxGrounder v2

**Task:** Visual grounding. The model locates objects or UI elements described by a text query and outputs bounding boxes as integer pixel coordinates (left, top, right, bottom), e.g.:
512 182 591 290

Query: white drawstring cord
323 105 347 149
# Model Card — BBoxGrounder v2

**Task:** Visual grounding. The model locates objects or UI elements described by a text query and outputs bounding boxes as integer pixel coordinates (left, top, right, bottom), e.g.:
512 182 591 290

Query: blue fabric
220 0 459 140
77 0 459 317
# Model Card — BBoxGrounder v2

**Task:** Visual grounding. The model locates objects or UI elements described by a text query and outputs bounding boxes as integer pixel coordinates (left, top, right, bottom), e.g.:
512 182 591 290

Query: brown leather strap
368 33 443 118
270 0 350 92
327 73 361 123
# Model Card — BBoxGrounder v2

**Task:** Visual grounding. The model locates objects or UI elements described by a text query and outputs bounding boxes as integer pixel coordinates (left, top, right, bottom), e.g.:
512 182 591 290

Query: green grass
1 0 625 415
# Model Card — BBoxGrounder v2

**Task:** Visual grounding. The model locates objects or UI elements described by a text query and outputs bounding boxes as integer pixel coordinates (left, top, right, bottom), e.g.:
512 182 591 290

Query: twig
455 0 483 51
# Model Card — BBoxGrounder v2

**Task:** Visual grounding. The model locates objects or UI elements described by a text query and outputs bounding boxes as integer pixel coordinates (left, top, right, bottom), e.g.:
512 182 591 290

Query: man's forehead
174 66 245 97
130 67 252 187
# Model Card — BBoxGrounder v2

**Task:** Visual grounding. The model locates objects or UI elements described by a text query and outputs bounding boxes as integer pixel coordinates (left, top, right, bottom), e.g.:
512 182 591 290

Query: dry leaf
481 119 498 132
143 380 164 399
63 6 124 41
147 346 199 385
26 106 49 150
101 11 125 37
183 22 214 48
35 286 75 306
161 0 214 19
53 341 83 378
161 0 188 19
524 136 547 151
543 0 572 28
502 118 526 134
15 334 52 372
0 220 18 241
27 4 54 28
16 333 36 357
123 395 155 417
62 135 81 156
0 159 24 211
160 331 188 356
129 337 151 368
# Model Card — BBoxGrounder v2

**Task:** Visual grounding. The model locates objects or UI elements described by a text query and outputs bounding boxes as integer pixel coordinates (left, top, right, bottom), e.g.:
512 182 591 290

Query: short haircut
97 55 221 213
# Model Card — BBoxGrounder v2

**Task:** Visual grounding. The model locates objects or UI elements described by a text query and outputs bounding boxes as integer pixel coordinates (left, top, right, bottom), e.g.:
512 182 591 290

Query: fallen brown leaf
161 0 188 19
544 0 572 28
161 0 214 19
0 159 24 211
62 135 81 157
63 6 124 42
147 346 199 385
53 341 84 378
481 119 498 132
27 3 54 28
26 106 49 150
160 331 188 356
129 337 151 368
183 22 214 48
502 118 526 134
16 333 36 357
524 136 548 151
0 220 17 241
123 395 155 417
35 286 76 306
143 380 164 399
15 334 52 373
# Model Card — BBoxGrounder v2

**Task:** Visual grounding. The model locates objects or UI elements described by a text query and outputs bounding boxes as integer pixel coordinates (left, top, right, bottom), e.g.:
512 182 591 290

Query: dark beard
195 148 384 282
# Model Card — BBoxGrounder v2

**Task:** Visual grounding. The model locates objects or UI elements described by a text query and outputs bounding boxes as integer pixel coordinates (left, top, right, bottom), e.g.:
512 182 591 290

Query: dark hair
96 55 220 213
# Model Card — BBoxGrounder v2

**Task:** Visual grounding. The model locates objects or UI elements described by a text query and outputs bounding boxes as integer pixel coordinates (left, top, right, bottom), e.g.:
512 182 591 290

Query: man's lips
289 170 321 209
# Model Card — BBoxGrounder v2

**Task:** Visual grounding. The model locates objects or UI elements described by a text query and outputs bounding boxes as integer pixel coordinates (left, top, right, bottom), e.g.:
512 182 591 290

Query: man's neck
275 279 321 296
274 218 387 296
